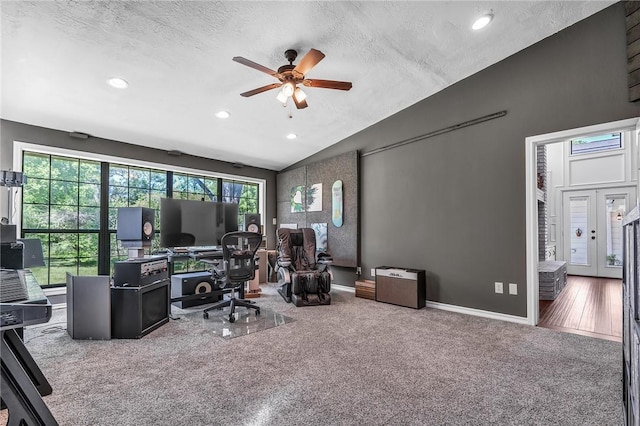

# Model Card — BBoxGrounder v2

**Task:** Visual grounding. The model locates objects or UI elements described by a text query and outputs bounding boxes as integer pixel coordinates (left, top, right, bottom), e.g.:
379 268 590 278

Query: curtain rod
360 110 507 157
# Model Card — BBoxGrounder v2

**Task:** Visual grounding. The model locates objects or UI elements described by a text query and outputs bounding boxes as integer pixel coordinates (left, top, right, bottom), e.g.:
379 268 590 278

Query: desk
0 270 58 425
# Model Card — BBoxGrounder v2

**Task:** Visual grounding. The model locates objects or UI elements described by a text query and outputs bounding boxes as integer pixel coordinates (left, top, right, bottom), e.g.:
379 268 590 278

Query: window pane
50 205 78 229
605 196 625 267
109 166 128 186
129 188 150 207
569 198 588 265
109 186 128 207
109 208 120 230
79 183 100 207
173 174 188 192
51 180 78 205
79 161 101 183
129 167 149 188
78 257 98 276
79 207 100 229
150 171 166 190
50 233 78 259
23 153 50 179
49 257 77 285
79 233 99 257
22 204 49 229
23 177 49 204
51 157 78 181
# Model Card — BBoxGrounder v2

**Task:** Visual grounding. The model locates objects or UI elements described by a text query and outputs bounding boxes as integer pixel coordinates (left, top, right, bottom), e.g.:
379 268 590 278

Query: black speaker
170 272 222 308
117 207 155 245
244 213 261 233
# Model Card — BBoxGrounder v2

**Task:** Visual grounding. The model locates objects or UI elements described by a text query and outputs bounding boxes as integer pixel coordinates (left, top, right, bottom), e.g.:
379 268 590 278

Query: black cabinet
623 206 640 426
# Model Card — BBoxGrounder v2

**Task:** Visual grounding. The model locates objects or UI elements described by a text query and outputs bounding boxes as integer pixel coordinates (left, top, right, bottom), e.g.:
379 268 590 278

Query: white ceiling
1 1 614 171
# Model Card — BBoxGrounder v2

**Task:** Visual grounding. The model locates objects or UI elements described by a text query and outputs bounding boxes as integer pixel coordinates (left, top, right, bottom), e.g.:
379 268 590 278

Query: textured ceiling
1 1 614 171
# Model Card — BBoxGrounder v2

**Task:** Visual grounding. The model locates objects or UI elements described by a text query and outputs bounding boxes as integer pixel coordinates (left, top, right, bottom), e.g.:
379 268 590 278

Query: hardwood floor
538 275 622 342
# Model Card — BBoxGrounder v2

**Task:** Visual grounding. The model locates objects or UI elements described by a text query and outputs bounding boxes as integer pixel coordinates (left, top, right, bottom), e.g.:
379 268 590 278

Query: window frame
13 141 267 287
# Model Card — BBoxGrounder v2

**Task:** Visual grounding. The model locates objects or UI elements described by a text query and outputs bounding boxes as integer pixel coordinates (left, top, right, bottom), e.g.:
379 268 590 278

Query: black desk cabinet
375 266 426 309
622 207 640 426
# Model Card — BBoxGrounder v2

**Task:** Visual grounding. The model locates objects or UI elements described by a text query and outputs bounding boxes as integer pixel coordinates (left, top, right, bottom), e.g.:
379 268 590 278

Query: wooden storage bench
355 280 375 300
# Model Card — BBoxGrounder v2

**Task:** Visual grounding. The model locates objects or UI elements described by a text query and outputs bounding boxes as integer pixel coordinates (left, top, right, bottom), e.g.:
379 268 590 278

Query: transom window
570 133 622 155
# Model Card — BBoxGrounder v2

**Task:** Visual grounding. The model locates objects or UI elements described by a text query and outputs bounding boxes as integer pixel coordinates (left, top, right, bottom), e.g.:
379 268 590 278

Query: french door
563 187 635 278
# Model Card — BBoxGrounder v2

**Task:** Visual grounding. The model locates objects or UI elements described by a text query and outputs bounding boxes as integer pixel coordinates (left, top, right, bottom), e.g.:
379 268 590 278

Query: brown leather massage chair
275 228 332 306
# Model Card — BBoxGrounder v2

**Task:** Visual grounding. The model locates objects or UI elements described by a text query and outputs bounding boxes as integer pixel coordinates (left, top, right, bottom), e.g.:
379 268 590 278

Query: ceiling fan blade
302 79 352 91
233 56 278 77
240 83 281 97
293 49 325 77
293 96 308 109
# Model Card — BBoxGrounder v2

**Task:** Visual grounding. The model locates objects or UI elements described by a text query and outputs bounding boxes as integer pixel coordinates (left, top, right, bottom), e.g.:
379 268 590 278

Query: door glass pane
569 197 588 265
605 196 625 267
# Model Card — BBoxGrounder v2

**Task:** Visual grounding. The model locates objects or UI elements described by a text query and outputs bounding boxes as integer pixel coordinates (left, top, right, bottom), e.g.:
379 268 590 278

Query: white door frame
525 117 640 326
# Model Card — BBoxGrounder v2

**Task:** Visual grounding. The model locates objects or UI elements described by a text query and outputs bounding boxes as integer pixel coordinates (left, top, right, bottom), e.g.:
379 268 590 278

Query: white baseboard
332 284 355 293
425 301 530 325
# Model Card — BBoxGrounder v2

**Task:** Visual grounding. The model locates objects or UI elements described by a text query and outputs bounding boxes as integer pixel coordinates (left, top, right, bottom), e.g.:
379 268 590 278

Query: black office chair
202 231 262 323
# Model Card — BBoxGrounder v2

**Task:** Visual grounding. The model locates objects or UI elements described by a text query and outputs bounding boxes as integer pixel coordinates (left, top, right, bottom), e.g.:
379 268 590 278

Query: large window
19 148 264 287
22 153 101 285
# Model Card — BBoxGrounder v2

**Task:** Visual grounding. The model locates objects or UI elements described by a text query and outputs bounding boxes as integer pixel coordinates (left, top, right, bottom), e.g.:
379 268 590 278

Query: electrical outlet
371 269 376 277
509 283 518 295
495 282 503 294
272 218 277 225
356 266 362 275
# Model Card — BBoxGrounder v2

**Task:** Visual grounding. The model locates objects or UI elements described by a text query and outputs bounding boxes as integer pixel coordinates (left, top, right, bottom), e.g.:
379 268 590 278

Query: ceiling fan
233 48 352 109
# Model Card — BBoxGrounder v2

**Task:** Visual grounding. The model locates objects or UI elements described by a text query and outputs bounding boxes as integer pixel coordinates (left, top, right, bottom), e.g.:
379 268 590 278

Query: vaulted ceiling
1 1 614 170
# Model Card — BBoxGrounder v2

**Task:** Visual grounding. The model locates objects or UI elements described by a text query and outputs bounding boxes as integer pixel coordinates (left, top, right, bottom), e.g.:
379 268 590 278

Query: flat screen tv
159 198 239 248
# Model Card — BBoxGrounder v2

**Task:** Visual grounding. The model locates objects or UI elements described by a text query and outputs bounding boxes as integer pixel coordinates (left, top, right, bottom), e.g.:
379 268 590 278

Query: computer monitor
159 198 239 248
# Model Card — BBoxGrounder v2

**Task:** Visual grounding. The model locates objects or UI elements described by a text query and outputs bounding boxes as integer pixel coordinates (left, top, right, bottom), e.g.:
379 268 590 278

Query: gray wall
0 119 278 249
276 151 359 267
284 3 640 317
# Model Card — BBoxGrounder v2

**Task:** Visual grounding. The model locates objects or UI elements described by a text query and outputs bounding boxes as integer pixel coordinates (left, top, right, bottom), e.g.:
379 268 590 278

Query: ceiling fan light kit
233 48 352 109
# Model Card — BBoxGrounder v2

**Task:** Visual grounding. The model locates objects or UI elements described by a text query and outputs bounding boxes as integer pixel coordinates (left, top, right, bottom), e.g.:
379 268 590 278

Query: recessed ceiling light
215 111 230 119
286 133 297 140
472 14 493 30
107 77 129 89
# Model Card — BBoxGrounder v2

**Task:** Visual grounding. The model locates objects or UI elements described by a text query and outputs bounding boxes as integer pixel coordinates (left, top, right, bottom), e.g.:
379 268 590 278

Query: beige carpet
1 284 623 425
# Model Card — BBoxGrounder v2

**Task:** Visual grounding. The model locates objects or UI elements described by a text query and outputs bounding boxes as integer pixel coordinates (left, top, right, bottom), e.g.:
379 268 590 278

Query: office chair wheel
255 309 260 316
203 312 209 319
229 315 235 323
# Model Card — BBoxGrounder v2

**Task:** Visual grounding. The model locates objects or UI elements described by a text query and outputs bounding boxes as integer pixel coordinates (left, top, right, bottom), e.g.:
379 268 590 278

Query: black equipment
66 274 111 340
170 271 222 308
0 238 45 270
244 213 261 233
1 242 24 270
113 257 169 287
203 231 262 323
0 270 57 425
111 279 170 339
0 224 17 243
116 207 155 247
